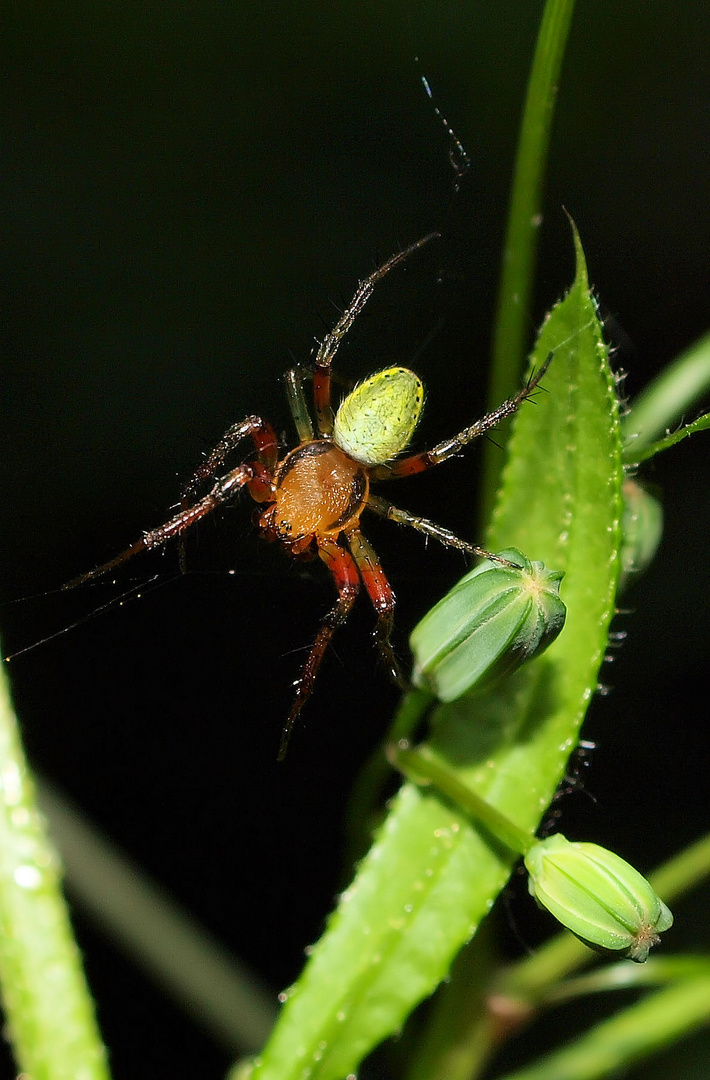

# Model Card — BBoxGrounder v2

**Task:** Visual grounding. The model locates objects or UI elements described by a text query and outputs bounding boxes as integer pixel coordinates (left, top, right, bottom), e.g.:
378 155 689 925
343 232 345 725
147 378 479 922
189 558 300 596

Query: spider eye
333 367 424 466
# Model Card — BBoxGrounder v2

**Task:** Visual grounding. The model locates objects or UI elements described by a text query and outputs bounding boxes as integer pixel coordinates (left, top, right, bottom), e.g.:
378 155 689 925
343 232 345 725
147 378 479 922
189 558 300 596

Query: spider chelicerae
66 233 550 758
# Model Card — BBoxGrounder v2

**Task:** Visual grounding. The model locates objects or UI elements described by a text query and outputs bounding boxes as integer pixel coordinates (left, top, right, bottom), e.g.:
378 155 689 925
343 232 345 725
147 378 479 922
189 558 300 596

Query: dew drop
14 865 42 890
1 763 22 805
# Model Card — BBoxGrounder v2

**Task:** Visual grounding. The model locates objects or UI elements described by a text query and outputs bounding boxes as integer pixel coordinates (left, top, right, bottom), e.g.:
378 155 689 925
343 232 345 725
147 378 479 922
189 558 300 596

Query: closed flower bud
525 834 673 962
410 548 565 702
619 478 663 590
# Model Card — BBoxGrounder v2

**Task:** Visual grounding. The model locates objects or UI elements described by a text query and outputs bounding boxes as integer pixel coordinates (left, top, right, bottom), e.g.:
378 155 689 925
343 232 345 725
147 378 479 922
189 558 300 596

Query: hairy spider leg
365 493 503 562
177 415 279 571
63 464 256 590
347 527 407 689
278 538 361 761
181 415 279 503
370 352 553 480
312 232 440 437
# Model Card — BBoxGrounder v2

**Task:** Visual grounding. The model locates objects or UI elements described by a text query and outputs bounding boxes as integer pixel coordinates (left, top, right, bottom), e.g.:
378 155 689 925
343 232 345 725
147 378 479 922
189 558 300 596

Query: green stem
542 955 710 1008
495 976 710 1080
37 778 277 1054
622 329 710 459
390 743 534 856
0 654 110 1079
629 410 710 465
482 0 577 520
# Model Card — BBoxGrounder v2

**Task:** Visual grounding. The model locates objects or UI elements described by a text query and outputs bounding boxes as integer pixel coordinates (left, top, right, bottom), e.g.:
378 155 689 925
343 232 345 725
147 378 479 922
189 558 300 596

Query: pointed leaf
248 227 623 1080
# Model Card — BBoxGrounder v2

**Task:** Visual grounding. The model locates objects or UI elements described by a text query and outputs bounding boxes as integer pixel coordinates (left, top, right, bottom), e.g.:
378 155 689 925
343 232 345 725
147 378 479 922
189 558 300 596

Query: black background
2 2 710 1077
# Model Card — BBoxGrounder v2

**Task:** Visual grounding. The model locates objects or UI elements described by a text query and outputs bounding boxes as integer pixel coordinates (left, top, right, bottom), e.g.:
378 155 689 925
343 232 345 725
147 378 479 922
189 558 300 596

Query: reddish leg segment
182 415 279 502
347 528 408 690
178 415 278 571
370 353 553 480
278 538 361 761
312 233 440 437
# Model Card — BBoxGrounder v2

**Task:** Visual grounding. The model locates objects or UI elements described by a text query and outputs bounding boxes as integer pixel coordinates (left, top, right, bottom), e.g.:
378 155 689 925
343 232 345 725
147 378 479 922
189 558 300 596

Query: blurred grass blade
495 976 710 1080
0 650 111 1079
37 778 277 1054
247 226 622 1080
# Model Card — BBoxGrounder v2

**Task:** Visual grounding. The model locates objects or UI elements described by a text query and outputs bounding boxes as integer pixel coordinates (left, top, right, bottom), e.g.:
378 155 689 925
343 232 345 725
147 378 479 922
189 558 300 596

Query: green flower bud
410 548 565 702
525 834 673 962
619 478 663 590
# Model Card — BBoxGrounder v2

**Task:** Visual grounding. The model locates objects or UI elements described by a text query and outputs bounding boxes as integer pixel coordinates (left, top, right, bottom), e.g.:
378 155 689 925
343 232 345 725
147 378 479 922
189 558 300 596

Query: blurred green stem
482 0 577 520
38 778 277 1054
495 976 710 1080
344 688 433 863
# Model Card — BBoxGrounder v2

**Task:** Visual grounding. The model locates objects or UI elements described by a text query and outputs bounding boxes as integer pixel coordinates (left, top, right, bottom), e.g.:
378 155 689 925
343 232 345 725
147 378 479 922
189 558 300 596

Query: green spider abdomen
333 367 424 466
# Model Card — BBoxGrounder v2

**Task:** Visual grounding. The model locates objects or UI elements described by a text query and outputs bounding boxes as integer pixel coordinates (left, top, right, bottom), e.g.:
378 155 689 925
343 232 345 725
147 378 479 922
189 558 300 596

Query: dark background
2 2 710 1077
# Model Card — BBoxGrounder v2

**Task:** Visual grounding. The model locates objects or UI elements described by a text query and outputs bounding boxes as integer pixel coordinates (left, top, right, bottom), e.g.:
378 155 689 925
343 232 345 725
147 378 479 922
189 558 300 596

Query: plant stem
390 743 534 856
38 778 277 1054
0 654 110 1079
622 328 710 459
343 688 433 862
482 0 577 520
495 976 710 1080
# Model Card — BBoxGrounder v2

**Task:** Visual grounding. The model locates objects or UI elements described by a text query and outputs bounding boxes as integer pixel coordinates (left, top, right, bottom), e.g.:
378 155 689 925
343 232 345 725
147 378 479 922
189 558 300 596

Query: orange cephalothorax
272 441 369 540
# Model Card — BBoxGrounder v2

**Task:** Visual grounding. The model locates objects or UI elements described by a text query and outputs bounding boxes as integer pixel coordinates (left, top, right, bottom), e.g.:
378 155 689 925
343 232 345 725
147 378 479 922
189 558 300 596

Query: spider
66 233 550 759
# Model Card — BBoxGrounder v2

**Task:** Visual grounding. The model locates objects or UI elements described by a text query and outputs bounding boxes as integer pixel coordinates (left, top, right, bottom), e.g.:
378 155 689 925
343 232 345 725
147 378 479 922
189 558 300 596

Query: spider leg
370 352 553 480
347 527 408 690
278 538 360 761
182 415 278 503
367 494 513 565
178 415 278 572
284 368 315 442
312 232 440 437
63 464 255 589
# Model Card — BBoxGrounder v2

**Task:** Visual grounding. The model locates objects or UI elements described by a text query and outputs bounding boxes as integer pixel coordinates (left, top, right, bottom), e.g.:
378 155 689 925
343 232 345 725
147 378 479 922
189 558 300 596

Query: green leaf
0 654 110 1080
248 227 623 1080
